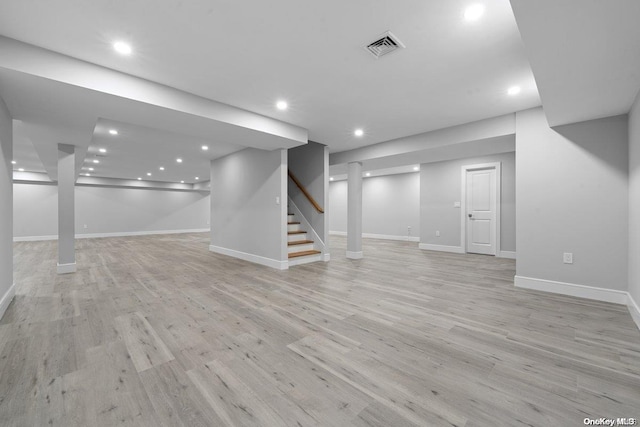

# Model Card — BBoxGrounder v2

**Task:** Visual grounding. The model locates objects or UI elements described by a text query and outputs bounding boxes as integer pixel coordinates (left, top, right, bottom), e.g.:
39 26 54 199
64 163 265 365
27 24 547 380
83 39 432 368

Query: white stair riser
288 243 314 253
287 214 295 220
287 223 302 232
288 233 307 242
288 253 323 267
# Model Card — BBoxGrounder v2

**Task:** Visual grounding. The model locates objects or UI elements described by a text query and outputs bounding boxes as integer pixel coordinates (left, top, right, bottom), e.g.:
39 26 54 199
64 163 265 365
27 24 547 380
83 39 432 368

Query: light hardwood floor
1 233 639 426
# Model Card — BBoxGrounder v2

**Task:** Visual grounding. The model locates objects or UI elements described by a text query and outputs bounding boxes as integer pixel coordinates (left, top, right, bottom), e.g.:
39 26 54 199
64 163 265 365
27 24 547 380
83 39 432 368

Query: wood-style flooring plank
0 232 638 426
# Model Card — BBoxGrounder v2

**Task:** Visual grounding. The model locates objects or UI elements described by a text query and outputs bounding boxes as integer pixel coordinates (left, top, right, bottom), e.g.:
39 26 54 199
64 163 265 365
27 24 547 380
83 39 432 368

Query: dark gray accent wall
288 141 327 243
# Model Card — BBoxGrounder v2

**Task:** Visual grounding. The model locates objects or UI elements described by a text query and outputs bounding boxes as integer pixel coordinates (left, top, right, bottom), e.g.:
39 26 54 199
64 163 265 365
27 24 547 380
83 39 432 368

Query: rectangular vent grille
365 31 405 58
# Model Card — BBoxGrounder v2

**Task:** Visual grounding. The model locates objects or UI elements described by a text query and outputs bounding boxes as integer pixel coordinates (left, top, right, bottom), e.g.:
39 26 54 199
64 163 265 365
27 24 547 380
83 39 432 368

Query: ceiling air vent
365 31 405 58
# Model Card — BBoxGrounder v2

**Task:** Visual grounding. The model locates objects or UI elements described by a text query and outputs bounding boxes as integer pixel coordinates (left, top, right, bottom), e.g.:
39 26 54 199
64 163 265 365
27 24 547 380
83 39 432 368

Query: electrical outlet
563 252 573 264
275 196 280 205
436 230 440 237
453 202 461 208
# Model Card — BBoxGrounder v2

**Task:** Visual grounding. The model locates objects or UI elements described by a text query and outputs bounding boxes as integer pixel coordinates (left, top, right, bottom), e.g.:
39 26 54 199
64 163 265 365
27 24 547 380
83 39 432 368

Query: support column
346 161 363 259
57 144 76 274
209 159 215 245
0 96 14 318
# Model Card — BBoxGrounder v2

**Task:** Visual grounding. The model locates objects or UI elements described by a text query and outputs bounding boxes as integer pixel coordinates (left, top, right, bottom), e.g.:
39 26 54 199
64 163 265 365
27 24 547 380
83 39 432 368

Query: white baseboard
0 282 16 320
14 228 210 242
346 251 363 259
628 293 640 331
418 243 465 254
329 231 419 242
498 250 517 259
57 262 77 274
209 245 288 270
514 275 628 305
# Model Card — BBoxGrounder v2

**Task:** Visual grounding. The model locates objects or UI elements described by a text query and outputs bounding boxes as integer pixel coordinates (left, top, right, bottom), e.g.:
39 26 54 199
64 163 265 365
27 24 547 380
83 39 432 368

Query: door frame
460 162 501 255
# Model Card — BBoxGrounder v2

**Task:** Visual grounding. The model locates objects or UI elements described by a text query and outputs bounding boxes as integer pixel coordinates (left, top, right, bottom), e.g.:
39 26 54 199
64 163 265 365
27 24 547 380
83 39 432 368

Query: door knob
468 214 472 218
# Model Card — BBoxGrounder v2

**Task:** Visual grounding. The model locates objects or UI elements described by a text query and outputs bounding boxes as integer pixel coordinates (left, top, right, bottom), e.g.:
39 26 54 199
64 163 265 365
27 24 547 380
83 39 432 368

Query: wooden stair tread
288 240 314 246
288 250 321 259
288 230 307 235
288 221 301 225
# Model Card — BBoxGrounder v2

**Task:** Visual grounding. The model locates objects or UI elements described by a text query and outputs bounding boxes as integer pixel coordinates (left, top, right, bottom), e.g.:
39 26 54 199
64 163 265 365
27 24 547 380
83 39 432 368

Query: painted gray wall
420 152 516 251
13 183 210 238
330 172 420 239
288 141 327 243
516 107 628 291
211 147 286 263
0 95 13 312
629 92 640 304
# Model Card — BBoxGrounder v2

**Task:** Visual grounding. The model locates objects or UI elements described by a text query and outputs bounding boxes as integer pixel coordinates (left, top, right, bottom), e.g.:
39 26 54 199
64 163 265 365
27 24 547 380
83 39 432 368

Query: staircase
287 212 322 266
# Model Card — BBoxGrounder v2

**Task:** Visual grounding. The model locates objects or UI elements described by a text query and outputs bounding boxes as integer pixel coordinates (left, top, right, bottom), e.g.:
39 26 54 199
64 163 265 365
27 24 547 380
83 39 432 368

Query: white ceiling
0 0 540 158
510 0 640 126
5 1 638 183
85 119 241 183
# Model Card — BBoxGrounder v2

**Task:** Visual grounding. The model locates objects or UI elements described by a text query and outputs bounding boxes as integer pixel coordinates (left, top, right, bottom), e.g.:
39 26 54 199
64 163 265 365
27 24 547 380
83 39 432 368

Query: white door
465 168 496 255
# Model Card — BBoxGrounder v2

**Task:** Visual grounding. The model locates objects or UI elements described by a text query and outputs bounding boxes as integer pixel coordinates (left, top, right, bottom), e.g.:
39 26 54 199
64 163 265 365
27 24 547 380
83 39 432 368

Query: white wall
629 92 640 312
330 172 420 241
210 148 287 268
0 95 13 319
516 107 628 292
13 183 210 239
419 152 516 252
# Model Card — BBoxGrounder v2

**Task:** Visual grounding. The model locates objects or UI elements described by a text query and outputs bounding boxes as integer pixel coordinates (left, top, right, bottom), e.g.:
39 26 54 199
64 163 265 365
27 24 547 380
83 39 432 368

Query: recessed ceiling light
99 148 107 153
113 41 132 55
85 173 91 176
201 145 209 151
147 172 152 176
176 158 182 163
365 172 371 177
508 86 522 95
11 160 16 164
159 167 165 171
330 177 334 181
18 168 24 172
88 167 94 171
137 177 142 180
93 159 100 164
354 129 364 137
195 177 199 180
413 166 419 171
464 4 485 21
180 180 184 184
276 100 288 111
108 129 118 135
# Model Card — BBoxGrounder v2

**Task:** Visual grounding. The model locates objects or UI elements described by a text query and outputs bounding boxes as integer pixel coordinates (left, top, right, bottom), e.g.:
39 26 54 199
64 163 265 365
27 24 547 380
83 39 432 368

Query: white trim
498 250 516 259
418 243 465 254
514 275 628 305
461 162 501 256
0 282 16 320
14 228 210 242
628 293 640 331
57 263 77 274
346 251 363 259
323 253 331 262
329 231 419 242
209 245 288 270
